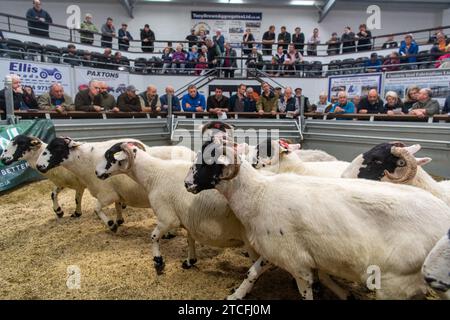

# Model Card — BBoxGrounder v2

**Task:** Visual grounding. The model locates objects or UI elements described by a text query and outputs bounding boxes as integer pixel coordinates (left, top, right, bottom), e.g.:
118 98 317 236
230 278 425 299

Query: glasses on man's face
94 87 101 90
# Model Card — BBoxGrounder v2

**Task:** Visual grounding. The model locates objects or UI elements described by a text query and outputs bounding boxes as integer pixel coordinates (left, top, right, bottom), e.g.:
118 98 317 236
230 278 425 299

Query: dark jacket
278 96 298 113
242 33 255 55
118 29 133 51
207 95 229 111
139 92 160 111
101 24 115 48
410 99 440 116
292 33 305 52
140 29 155 52
229 94 245 112
357 97 385 113
26 7 52 37
0 89 26 113
159 94 181 111
94 93 116 111
357 30 372 51
117 93 141 112
74 89 97 112
443 96 450 114
341 32 356 53
244 98 257 112
383 101 408 114
277 32 291 50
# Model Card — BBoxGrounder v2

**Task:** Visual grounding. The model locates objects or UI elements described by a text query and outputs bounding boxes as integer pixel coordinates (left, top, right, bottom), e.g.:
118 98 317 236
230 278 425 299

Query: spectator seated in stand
357 89 384 114
329 91 355 114
186 45 199 73
207 87 229 118
283 44 303 76
384 91 407 115
194 55 208 76
81 50 94 67
278 86 299 116
98 48 113 69
312 92 332 113
63 44 80 66
0 74 27 113
403 85 420 111
94 81 117 112
181 85 206 112
382 35 398 49
257 82 278 115
365 52 382 73
161 47 173 74
246 46 263 73
382 52 401 72
270 46 285 76
399 33 419 68
229 84 247 112
171 44 187 74
244 87 258 112
139 85 161 112
117 85 142 112
435 44 450 68
159 85 181 112
74 80 102 112
22 86 38 109
409 88 440 117
38 83 74 112
430 32 450 58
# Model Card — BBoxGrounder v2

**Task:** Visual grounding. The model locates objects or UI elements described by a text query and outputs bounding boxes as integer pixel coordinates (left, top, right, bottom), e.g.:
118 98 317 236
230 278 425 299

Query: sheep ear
288 143 301 152
416 157 431 166
278 139 289 154
29 137 42 149
114 151 128 161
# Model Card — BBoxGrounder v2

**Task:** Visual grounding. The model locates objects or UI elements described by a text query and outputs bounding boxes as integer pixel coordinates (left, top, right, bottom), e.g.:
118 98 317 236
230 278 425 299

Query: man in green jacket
409 88 440 117
79 13 98 45
38 83 74 112
257 82 278 115
94 81 118 111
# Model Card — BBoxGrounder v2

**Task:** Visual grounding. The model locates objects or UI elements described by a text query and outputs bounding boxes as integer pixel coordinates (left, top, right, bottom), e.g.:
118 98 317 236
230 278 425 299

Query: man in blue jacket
399 34 419 68
160 85 181 112
26 0 53 38
181 85 206 112
329 91 355 114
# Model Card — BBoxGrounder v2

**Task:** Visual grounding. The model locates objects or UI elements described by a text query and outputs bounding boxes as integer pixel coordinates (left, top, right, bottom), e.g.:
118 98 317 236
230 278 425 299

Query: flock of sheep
1 121 449 300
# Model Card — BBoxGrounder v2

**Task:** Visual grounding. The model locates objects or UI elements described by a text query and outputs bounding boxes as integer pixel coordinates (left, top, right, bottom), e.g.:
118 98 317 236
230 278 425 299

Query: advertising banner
0 58 71 96
0 119 56 192
328 73 382 99
74 66 129 98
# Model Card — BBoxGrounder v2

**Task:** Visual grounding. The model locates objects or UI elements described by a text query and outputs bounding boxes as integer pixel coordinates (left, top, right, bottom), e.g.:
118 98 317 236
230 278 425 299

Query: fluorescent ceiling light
290 0 316 5
218 0 244 3
144 0 172 2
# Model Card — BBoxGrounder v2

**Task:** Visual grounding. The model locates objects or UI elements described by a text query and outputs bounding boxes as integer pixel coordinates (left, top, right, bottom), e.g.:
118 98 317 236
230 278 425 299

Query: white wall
0 0 442 44
443 9 450 26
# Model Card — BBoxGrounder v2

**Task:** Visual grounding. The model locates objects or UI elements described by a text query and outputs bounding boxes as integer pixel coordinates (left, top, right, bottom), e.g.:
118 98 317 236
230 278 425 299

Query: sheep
0 135 86 218
341 142 450 205
422 229 450 299
250 139 349 178
35 137 195 232
94 141 258 275
184 138 450 299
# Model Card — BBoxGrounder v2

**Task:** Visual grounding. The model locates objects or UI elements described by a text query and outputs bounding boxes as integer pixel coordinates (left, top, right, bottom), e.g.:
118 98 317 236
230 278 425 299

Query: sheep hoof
181 259 197 269
154 256 165 275
110 223 119 233
71 212 82 218
226 293 241 300
162 232 176 240
116 218 125 226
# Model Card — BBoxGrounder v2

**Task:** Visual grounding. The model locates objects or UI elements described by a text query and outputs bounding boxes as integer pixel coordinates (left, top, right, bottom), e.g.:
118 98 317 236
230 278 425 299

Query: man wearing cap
118 23 133 51
294 87 312 113
79 13 98 45
117 85 142 112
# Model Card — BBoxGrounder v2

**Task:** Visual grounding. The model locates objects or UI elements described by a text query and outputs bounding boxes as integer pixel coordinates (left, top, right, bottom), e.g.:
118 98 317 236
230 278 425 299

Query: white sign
191 11 262 47
384 68 450 106
328 73 382 99
0 58 71 95
74 67 130 98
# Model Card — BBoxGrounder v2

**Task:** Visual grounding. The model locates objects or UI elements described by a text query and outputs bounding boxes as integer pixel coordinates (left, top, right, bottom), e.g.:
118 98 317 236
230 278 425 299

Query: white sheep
35 137 195 232
341 142 450 205
0 135 86 218
185 139 450 299
422 229 450 299
94 142 258 274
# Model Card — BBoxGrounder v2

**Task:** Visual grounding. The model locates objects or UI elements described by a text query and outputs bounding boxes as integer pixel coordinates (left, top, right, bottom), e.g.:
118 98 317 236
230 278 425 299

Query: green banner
0 119 56 192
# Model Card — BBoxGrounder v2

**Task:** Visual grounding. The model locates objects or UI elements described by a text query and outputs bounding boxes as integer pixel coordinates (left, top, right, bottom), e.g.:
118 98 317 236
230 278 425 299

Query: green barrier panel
0 119 56 192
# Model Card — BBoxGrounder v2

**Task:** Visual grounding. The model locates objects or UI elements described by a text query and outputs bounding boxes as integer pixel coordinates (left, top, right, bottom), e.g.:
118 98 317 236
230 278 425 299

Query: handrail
0 11 448 56
3 110 450 122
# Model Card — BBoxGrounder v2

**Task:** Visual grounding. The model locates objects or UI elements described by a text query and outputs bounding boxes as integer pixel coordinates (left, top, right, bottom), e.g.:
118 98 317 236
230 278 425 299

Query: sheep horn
120 143 135 171
129 141 146 151
383 146 418 183
220 144 240 181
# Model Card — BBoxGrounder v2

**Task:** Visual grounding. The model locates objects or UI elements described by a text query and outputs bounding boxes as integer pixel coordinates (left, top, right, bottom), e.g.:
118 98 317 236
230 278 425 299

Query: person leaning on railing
22 86 38 109
79 13 98 45
326 32 341 55
101 17 116 48
399 34 419 68
117 85 142 112
403 85 420 111
141 24 155 53
26 0 52 38
384 91 407 115
139 85 161 112
229 84 247 112
0 74 27 113
356 24 372 52
74 80 102 112
292 27 306 56
277 87 299 116
244 87 258 112
181 85 206 112
312 92 332 113
94 81 118 112
159 86 181 112
409 88 440 117
38 83 74 113
257 82 278 115
207 87 229 118
357 89 384 114
329 91 355 114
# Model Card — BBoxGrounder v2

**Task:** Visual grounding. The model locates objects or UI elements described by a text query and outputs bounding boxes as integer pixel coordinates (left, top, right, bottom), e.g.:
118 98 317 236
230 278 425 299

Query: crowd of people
1 74 449 119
